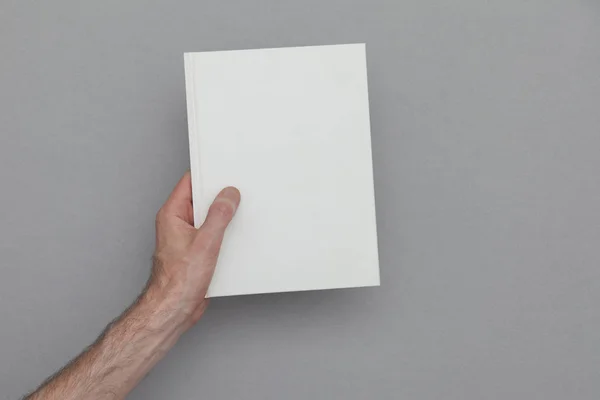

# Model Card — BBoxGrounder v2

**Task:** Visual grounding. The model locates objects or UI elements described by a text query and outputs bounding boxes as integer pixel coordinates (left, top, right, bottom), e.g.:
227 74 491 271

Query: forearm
26 287 186 400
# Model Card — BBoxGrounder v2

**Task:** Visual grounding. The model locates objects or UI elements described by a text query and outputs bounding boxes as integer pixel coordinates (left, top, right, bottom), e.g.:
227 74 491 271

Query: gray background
1 0 599 399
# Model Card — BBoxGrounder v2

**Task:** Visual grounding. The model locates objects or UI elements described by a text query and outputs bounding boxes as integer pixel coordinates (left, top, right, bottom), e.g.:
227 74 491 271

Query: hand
147 171 240 329
24 172 240 400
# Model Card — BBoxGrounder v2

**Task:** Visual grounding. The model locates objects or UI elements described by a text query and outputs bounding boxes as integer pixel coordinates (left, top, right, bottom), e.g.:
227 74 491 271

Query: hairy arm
25 172 240 400
26 287 185 400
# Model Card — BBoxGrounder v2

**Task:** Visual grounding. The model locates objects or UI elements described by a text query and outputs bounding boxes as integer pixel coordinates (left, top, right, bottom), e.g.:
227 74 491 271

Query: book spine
184 53 202 228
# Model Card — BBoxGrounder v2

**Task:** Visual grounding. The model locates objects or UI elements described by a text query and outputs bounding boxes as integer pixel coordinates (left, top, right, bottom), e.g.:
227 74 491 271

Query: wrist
136 284 190 334
144 256 208 331
91 287 188 378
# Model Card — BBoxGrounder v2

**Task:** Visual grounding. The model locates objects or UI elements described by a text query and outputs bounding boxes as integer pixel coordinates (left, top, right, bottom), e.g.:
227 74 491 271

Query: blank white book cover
184 43 379 297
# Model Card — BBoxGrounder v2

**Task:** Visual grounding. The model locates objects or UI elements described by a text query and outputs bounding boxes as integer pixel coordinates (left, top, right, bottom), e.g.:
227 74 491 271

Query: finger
199 186 240 235
160 171 194 223
193 187 240 252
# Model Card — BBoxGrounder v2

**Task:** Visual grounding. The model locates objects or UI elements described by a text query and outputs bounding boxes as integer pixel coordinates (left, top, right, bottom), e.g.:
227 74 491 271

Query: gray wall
1 1 599 399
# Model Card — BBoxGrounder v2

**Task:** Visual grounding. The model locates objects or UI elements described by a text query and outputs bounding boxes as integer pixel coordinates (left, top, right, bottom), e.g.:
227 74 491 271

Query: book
184 43 380 297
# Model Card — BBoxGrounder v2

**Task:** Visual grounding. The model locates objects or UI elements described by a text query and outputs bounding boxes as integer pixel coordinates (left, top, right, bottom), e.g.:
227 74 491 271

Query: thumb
193 187 241 254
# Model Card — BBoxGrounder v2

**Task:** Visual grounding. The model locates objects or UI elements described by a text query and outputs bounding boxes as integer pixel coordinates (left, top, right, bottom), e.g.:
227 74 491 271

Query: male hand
148 171 240 329
25 173 240 400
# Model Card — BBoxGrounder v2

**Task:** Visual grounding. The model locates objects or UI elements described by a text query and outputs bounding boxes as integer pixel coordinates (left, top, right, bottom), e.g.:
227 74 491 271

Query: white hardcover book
184 43 379 297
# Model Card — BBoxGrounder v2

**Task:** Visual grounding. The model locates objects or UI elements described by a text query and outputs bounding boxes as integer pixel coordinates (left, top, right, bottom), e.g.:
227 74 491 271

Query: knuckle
193 230 223 258
210 201 233 220
193 230 212 250
195 229 215 253
156 207 166 222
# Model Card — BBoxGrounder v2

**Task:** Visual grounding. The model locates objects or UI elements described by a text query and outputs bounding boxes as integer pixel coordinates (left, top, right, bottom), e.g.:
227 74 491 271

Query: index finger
161 171 194 223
